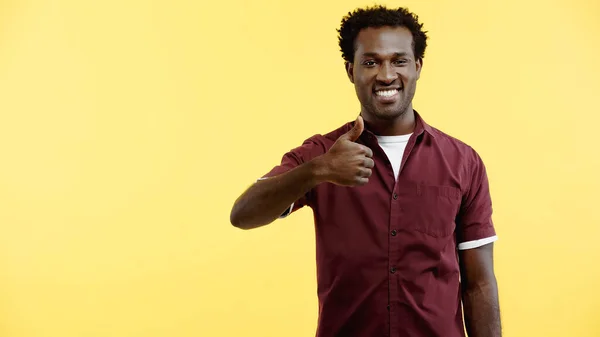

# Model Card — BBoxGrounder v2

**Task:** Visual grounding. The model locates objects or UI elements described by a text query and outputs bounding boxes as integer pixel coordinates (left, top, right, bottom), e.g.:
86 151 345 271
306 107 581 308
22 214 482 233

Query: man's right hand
317 116 374 186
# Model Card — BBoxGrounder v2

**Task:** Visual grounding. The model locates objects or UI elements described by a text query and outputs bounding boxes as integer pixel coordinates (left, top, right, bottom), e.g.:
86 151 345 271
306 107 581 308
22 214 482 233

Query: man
230 5 501 337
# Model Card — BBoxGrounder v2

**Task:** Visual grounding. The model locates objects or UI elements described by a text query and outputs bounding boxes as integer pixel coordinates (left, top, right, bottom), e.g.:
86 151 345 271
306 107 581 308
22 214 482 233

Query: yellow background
0 0 599 336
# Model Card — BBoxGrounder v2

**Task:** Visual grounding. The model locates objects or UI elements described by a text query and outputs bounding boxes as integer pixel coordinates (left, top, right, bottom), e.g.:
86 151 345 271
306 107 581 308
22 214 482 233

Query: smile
374 89 400 97
373 88 401 103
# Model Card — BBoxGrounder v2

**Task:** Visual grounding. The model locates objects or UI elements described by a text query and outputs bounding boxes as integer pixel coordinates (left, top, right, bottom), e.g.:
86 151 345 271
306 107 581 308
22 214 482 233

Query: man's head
338 6 428 121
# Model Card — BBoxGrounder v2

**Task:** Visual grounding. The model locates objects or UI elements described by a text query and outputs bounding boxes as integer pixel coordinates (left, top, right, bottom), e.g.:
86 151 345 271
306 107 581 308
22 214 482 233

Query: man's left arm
459 243 501 337
457 148 501 337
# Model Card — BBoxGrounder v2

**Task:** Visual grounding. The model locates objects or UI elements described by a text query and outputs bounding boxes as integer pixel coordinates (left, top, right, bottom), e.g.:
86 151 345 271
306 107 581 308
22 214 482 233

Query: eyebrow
361 52 410 58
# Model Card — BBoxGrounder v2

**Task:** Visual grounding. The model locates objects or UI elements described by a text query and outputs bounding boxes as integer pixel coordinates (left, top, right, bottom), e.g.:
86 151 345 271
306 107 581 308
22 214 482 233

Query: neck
361 108 416 136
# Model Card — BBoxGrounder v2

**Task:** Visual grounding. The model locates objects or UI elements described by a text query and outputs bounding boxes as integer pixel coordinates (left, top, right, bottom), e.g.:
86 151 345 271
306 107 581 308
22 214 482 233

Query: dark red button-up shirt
261 112 496 337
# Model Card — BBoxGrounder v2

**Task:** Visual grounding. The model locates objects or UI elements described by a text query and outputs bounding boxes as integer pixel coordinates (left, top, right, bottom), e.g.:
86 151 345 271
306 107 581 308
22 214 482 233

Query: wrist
308 155 331 185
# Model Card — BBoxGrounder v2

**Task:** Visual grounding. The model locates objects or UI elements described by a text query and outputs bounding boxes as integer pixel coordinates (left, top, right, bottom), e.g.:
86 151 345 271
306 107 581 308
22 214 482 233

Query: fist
321 116 374 186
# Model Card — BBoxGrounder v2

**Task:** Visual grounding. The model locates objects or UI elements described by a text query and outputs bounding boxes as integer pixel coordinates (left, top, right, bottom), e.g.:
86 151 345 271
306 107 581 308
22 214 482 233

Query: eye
393 59 408 66
362 60 377 67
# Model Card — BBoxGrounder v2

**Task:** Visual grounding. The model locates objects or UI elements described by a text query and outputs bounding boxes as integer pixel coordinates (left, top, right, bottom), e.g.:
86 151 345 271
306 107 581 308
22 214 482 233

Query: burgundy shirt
261 111 497 337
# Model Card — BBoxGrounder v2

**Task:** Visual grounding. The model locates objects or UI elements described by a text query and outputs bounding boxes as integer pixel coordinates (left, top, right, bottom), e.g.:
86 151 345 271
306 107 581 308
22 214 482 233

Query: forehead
354 26 414 58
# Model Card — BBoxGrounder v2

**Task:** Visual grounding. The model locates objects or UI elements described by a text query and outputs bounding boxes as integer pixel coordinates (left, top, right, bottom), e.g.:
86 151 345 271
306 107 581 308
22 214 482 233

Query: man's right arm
229 116 372 230
229 156 327 230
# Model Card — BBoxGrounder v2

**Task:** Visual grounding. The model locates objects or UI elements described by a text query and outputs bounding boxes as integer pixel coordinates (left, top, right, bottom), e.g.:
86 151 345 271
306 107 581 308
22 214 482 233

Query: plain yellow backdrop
0 0 599 336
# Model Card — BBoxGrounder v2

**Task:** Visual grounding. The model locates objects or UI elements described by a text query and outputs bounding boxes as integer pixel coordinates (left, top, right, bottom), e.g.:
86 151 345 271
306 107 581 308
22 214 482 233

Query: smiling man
230 5 501 337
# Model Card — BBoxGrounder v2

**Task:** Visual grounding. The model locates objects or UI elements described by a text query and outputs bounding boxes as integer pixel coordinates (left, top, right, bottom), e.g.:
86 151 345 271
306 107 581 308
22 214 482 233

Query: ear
416 58 423 80
345 62 355 83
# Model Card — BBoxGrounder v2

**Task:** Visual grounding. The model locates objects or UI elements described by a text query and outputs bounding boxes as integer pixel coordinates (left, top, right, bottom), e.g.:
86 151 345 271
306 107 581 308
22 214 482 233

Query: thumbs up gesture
319 116 374 186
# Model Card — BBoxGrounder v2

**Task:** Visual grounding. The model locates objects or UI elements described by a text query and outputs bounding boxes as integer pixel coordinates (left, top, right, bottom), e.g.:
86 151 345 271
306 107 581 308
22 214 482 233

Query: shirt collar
414 110 436 138
358 110 435 140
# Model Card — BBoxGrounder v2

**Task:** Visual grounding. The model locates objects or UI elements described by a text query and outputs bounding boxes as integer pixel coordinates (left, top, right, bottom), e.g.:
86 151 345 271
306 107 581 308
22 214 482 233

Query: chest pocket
399 183 461 238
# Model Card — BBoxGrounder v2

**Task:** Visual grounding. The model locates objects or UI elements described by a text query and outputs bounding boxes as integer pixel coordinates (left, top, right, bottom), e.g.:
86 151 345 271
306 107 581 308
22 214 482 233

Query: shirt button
390 267 397 274
387 305 390 311
392 193 398 200
391 230 397 236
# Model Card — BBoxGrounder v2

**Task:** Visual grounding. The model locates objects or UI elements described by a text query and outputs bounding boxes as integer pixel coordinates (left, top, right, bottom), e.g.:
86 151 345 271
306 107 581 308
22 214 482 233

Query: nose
376 62 398 84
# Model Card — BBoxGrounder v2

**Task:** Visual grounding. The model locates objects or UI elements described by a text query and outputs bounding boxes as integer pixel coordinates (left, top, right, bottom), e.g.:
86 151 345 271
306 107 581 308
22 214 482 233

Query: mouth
373 88 401 103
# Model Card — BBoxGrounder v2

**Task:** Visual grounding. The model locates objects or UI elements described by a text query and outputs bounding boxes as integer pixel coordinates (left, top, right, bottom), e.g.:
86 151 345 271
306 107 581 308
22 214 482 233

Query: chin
373 107 406 120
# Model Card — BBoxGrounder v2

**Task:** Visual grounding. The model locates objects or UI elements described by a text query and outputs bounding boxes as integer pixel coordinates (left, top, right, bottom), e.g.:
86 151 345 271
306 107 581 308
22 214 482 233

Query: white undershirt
375 134 412 180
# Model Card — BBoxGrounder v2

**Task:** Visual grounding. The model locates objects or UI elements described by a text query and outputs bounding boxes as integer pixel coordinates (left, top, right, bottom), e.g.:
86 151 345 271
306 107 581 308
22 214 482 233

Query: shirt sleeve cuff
279 203 294 218
457 235 498 250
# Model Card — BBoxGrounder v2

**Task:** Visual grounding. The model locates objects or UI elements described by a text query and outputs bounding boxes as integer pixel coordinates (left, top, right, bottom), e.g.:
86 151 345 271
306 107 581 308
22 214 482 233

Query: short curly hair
337 5 428 63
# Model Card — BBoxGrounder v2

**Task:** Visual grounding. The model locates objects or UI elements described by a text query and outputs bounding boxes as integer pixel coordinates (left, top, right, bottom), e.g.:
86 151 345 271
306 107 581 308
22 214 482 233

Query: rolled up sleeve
456 149 497 249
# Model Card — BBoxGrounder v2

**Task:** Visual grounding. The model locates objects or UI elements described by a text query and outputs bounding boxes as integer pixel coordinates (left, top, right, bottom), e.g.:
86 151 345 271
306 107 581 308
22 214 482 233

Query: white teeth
375 89 398 97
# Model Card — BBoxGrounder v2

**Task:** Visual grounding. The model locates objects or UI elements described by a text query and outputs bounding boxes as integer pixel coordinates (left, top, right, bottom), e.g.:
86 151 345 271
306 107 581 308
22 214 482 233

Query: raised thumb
340 116 364 142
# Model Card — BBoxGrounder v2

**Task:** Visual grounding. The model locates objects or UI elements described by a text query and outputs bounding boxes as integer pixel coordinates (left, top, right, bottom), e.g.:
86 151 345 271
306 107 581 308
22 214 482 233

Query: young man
230 5 501 337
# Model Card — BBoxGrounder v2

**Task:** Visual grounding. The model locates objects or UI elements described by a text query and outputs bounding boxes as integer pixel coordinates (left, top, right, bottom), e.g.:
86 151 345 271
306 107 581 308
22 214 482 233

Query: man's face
346 26 422 121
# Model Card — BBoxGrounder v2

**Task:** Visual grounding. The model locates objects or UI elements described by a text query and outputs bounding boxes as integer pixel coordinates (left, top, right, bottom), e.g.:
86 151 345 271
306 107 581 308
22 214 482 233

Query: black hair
337 5 428 63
